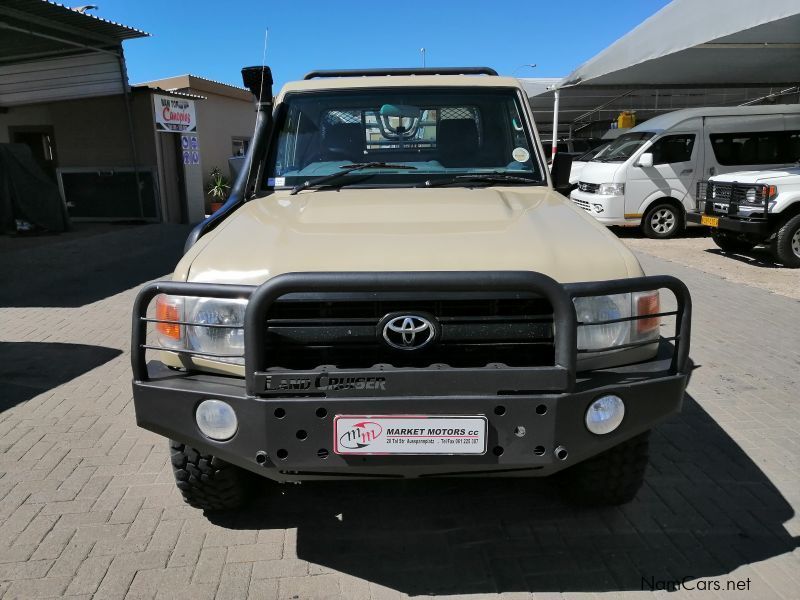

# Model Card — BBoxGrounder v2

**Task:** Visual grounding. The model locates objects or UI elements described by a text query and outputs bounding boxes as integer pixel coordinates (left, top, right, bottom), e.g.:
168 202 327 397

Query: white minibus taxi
570 105 800 238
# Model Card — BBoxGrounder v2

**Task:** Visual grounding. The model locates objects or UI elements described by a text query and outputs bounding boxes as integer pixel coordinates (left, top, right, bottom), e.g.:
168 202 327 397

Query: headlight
598 182 624 195
154 295 247 364
573 291 660 351
743 184 777 206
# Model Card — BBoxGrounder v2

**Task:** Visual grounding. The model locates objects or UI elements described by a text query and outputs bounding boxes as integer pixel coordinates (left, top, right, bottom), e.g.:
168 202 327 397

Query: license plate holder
334 415 488 455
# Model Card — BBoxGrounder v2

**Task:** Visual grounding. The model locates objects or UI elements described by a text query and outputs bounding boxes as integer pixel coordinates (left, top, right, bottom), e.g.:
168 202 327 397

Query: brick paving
0 224 798 599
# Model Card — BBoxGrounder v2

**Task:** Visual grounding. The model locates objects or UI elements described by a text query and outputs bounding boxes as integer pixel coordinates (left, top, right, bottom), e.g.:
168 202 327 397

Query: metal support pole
551 88 560 159
117 51 145 219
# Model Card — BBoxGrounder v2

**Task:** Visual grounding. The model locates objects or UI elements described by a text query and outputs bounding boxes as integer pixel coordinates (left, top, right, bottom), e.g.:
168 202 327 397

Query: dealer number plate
700 215 719 227
334 415 487 455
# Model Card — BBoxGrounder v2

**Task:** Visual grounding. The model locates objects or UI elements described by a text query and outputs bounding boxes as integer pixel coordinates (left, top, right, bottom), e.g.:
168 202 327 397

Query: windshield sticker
268 177 286 187
512 147 530 163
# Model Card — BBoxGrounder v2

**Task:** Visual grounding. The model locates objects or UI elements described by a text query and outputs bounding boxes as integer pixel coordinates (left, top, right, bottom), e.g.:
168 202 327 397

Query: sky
95 0 672 91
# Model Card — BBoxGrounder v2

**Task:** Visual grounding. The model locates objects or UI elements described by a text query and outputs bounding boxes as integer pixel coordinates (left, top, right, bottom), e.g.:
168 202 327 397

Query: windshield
576 143 609 162
592 132 655 162
264 88 544 189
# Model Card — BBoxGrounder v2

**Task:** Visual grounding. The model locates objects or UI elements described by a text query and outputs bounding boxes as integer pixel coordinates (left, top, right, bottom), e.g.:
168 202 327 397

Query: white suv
687 167 800 267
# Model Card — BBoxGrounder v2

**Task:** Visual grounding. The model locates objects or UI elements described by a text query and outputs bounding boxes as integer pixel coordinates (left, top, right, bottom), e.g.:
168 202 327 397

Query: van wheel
170 441 254 511
771 213 800 268
711 230 757 254
558 431 650 506
642 203 683 239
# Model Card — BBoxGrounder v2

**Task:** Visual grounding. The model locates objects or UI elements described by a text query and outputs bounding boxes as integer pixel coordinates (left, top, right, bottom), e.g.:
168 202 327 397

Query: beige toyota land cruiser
131 66 692 511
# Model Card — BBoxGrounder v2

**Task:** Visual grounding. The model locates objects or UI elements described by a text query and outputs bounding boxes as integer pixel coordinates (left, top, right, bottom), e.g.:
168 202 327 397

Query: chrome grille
572 197 591 211
577 181 599 194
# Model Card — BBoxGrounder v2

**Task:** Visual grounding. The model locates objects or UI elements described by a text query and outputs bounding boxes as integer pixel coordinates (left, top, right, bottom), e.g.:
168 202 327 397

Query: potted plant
206 168 231 213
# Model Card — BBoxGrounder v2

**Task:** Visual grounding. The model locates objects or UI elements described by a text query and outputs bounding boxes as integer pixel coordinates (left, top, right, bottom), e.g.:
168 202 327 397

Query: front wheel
170 441 254 511
711 230 757 254
642 203 683 239
771 213 800 268
558 431 650 506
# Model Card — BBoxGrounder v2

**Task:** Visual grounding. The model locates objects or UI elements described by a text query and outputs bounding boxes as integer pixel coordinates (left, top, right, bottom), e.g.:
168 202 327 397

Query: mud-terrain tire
711 230 757 254
642 202 683 239
170 440 253 511
558 431 650 506
771 213 800 268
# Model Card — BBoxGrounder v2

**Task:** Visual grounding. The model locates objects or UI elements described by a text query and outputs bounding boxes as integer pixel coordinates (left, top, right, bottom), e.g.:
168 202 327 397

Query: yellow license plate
701 215 719 227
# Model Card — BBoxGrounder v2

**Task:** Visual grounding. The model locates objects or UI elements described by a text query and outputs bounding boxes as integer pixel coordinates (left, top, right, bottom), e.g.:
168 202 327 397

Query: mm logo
338 421 383 450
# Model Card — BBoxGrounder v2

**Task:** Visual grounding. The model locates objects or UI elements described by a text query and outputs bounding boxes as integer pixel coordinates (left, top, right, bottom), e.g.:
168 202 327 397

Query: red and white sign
334 415 487 455
154 94 197 133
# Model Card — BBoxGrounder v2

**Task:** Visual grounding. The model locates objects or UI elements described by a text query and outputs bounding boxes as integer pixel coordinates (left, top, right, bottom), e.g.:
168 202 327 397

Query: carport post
551 87 560 159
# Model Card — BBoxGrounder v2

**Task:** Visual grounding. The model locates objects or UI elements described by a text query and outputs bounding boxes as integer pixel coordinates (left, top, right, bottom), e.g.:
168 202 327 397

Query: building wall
0 91 157 169
141 75 256 210
194 93 255 204
0 103 52 142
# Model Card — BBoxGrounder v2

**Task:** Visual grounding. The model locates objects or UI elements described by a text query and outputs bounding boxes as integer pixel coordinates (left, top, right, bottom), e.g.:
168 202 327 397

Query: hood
712 167 800 184
177 187 642 285
569 161 588 184
574 160 623 184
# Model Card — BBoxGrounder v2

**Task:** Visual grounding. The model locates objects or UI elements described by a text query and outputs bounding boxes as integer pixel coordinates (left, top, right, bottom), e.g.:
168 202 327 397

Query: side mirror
637 152 654 168
550 152 573 194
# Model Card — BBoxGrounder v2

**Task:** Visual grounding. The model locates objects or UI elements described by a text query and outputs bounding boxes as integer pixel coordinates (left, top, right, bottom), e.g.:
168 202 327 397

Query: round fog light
196 399 238 441
585 394 625 435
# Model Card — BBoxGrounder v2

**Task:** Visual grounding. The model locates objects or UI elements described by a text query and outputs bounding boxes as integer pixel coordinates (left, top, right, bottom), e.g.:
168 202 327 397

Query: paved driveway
0 225 798 599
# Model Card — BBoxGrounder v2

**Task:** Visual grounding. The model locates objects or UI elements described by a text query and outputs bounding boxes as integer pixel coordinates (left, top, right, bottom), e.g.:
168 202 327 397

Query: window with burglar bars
320 106 481 151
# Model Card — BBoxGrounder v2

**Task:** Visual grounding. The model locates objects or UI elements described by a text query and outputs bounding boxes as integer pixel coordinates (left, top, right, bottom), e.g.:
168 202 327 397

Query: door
10 126 58 181
157 133 188 223
625 133 697 214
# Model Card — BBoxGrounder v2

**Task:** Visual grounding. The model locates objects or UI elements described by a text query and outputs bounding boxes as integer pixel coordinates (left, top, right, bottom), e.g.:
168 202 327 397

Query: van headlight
155 295 247 364
573 291 660 351
598 183 624 195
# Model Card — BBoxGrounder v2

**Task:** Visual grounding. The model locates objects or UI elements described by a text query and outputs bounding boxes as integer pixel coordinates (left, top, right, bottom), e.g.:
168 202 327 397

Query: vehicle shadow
612 226 710 240
0 224 191 308
208 392 798 594
704 247 786 269
0 342 122 411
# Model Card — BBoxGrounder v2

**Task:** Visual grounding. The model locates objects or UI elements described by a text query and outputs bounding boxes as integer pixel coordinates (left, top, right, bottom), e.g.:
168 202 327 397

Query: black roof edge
303 67 498 80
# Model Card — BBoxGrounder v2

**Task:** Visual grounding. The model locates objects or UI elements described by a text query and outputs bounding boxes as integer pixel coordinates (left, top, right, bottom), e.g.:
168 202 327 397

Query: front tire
642 202 683 239
170 441 254 511
558 431 650 506
771 213 800 268
711 230 757 254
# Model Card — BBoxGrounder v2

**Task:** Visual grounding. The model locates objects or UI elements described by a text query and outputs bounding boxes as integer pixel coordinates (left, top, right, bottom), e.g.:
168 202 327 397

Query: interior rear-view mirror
379 104 421 119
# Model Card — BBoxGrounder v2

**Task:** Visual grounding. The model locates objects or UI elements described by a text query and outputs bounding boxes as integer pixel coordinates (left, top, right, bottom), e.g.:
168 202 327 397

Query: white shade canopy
560 0 800 88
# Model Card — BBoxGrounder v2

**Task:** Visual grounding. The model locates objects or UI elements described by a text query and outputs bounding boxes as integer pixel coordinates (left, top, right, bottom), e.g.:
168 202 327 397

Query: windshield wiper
422 173 539 188
289 162 416 195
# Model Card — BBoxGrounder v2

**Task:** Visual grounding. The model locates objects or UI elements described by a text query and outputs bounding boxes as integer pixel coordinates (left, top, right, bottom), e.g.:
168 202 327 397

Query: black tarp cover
0 144 68 233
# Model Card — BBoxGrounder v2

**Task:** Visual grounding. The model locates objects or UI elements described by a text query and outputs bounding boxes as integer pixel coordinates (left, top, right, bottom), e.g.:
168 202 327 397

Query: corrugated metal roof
135 85 207 101
0 0 149 42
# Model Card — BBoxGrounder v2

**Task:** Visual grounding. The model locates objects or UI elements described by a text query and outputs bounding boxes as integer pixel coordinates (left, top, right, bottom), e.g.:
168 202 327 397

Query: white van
570 105 800 238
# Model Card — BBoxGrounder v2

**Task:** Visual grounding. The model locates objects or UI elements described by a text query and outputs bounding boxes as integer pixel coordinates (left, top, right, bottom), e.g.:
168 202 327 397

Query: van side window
710 131 799 165
649 134 695 165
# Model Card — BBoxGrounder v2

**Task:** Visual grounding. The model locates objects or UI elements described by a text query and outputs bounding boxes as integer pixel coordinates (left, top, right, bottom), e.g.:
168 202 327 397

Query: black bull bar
131 271 692 396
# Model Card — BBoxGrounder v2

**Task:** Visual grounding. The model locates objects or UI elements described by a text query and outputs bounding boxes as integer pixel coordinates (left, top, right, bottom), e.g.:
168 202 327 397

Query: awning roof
521 82 797 136
0 0 149 65
0 1 149 106
560 0 799 88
